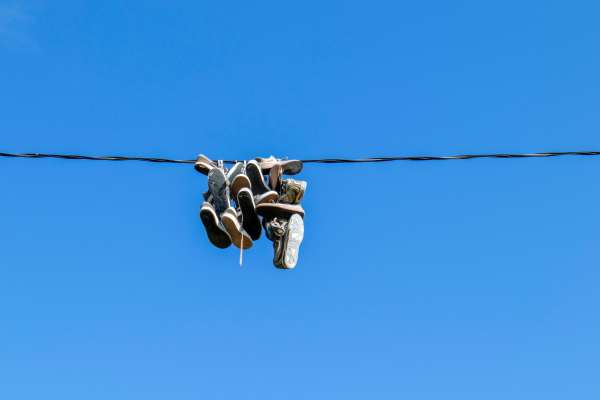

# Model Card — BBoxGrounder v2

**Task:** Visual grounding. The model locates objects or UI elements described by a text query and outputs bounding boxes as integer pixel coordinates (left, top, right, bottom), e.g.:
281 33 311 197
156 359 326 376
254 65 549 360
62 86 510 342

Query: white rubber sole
283 214 304 269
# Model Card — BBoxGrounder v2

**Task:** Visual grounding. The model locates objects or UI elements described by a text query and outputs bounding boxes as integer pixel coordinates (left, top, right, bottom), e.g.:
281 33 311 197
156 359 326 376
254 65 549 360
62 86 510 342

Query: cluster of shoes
195 155 307 269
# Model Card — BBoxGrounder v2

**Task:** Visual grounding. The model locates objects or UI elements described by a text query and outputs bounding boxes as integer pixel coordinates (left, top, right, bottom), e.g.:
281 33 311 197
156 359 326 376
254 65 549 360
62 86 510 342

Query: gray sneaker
208 167 231 216
199 202 232 249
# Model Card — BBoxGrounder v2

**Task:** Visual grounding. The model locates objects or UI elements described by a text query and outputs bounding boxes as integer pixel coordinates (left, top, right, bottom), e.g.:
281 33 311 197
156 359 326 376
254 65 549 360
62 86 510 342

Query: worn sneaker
199 202 232 249
265 218 287 265
245 160 271 195
256 156 303 175
194 154 217 175
278 213 304 269
280 159 303 175
255 190 279 205
237 187 261 240
279 179 307 204
256 203 305 220
231 174 251 199
221 207 253 249
208 167 231 216
269 162 283 191
268 215 304 269
225 161 251 198
256 156 278 173
226 162 243 182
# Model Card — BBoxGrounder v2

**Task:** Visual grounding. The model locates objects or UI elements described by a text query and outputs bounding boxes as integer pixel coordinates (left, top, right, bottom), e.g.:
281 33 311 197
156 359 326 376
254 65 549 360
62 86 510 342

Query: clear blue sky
1 1 599 398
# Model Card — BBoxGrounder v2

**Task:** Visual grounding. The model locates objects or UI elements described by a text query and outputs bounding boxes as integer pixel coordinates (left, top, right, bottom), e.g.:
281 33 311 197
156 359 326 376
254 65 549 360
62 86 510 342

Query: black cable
1 151 600 165
0 152 195 164
301 151 600 163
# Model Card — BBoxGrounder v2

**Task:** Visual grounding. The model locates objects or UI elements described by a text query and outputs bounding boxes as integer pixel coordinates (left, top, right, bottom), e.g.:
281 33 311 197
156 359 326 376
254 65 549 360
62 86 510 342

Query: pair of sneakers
254 156 307 269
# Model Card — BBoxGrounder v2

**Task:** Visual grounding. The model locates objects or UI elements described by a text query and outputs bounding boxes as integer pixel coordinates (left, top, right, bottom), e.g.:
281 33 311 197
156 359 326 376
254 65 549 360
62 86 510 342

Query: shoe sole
256 203 305 220
281 214 304 269
246 161 270 195
231 174 251 198
221 212 253 249
208 168 230 215
200 206 232 249
259 159 303 175
255 190 279 205
194 161 213 175
237 189 262 241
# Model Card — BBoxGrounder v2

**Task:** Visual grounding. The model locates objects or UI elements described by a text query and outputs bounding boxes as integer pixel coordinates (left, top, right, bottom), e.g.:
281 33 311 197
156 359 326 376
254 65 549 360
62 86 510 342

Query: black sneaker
245 160 272 195
199 202 232 249
237 188 262 240
208 167 230 216
221 207 253 249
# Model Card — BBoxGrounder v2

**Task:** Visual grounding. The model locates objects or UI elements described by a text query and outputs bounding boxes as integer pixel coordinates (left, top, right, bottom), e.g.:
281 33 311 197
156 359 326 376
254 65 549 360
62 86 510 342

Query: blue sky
1 1 599 398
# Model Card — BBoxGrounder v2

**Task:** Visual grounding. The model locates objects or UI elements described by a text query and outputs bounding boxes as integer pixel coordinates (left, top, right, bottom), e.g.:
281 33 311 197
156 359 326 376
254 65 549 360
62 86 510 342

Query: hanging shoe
267 215 304 269
199 202 232 248
231 174 251 199
257 156 303 175
237 188 262 240
264 217 286 241
221 207 253 249
256 156 278 173
226 162 244 182
194 154 217 175
255 191 278 205
227 162 251 199
265 217 287 265
246 160 278 204
269 162 283 192
256 203 304 220
280 159 303 175
208 167 231 216
279 179 307 204
245 160 271 194
268 160 304 191
277 214 304 269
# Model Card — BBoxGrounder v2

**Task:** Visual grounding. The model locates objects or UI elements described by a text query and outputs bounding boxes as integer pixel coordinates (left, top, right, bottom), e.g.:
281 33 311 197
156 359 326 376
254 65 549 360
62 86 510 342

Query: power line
1 151 600 165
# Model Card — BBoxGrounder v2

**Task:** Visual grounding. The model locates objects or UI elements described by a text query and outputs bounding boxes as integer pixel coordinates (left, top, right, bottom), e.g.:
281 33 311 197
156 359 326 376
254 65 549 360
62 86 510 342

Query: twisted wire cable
1 151 600 165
